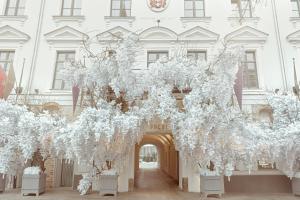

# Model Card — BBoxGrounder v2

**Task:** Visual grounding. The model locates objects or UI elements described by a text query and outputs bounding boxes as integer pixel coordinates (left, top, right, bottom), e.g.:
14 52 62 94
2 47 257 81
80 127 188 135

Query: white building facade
0 0 298 194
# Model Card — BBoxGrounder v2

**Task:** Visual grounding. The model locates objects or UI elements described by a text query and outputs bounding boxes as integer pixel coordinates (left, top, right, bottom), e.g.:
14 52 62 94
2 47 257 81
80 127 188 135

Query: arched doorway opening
139 144 159 169
134 134 179 191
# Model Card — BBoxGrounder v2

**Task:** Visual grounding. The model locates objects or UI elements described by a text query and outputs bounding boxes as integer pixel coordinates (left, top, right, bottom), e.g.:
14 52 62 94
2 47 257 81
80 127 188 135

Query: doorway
60 159 74 187
134 134 179 191
139 144 159 169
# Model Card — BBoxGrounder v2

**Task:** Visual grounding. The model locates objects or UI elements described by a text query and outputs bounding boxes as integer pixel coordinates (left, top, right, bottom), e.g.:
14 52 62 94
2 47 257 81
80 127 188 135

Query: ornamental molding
139 26 177 42
287 29 300 45
97 26 137 42
178 26 219 43
44 26 88 44
0 25 30 43
146 0 171 12
225 26 268 44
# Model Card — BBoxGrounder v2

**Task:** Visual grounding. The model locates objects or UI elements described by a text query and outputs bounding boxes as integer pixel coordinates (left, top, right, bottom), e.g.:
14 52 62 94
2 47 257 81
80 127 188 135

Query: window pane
111 10 120 16
9 0 17 6
124 1 131 9
62 8 71 16
8 52 15 60
184 1 193 9
73 8 81 15
17 8 25 15
58 53 67 61
184 10 193 17
195 10 204 17
19 0 26 7
112 0 121 9
292 1 298 9
63 0 72 8
6 8 16 15
148 53 157 61
246 52 255 61
159 53 167 58
247 63 256 70
195 1 204 9
198 52 206 60
74 0 81 8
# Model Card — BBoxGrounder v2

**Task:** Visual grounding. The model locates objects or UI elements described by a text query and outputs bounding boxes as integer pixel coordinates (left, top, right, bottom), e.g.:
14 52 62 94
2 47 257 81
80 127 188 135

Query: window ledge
0 15 28 22
180 17 211 22
228 16 260 26
104 16 136 27
52 15 85 24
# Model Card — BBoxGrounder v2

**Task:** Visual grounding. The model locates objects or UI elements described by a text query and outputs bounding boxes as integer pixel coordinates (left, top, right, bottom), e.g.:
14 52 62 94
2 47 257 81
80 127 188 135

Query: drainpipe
271 0 288 90
26 0 46 96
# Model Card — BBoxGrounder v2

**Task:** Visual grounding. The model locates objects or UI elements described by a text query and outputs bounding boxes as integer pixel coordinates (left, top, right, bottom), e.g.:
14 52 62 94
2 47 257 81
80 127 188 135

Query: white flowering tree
54 32 250 194
0 100 63 175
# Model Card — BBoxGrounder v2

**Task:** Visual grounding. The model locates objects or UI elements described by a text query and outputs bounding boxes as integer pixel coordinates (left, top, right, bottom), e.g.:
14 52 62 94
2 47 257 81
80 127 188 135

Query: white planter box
0 174 6 192
21 173 46 196
292 178 300 196
200 175 224 198
99 175 118 196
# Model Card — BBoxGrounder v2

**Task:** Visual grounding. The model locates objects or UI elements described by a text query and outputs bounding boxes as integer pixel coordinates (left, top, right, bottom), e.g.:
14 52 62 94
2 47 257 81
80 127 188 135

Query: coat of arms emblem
147 0 170 12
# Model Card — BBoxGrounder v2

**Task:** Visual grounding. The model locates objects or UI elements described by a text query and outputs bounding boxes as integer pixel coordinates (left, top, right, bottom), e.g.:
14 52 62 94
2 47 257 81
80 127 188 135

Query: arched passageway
134 134 179 191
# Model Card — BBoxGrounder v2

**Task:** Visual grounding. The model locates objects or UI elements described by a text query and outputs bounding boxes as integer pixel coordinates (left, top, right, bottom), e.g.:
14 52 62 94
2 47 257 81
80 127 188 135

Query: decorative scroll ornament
147 0 170 12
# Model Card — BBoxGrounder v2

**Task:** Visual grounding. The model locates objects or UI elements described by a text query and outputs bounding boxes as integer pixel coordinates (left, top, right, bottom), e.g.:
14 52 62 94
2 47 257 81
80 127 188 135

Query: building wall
0 0 298 193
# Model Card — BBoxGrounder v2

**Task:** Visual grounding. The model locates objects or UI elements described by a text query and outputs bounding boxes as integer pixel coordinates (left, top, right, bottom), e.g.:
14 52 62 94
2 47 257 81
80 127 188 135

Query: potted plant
21 166 46 196
199 162 224 198
99 161 118 196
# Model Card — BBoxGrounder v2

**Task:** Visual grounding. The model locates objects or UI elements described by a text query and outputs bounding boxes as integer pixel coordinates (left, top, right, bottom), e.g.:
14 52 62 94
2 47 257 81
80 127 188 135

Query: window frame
4 0 25 16
60 0 81 16
231 0 253 18
52 51 75 90
187 50 207 61
184 0 205 18
242 50 259 89
147 51 169 68
110 0 132 17
0 50 15 73
291 0 300 17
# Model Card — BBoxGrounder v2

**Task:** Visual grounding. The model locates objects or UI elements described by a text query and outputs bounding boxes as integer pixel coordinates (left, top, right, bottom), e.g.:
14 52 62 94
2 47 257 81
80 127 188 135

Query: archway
134 134 179 191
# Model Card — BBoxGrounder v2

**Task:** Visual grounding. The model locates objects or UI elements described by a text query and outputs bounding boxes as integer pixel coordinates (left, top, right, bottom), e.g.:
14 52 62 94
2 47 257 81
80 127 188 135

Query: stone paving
0 169 299 200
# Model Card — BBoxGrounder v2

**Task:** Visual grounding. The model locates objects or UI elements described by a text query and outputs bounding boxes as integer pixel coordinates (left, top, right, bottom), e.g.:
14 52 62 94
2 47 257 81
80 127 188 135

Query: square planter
0 174 6 192
99 175 118 196
292 177 300 196
21 173 46 196
200 175 224 198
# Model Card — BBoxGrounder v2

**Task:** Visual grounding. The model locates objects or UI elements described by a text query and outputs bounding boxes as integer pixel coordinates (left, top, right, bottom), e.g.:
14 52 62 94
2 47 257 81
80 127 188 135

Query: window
147 51 168 68
184 0 205 17
111 0 131 17
291 0 300 17
231 0 252 18
187 51 207 61
52 51 75 90
0 51 15 72
61 0 81 16
243 51 258 89
4 0 25 16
